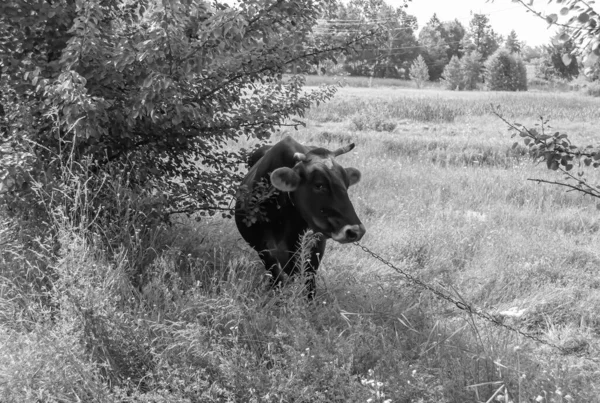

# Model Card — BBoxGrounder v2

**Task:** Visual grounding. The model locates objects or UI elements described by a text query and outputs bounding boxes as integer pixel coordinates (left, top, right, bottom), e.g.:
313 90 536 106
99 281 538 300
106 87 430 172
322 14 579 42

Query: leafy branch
493 106 600 199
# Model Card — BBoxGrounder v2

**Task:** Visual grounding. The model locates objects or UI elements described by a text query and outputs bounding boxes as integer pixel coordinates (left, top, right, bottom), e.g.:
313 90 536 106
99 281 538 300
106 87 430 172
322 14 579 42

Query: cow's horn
332 143 355 157
293 152 307 162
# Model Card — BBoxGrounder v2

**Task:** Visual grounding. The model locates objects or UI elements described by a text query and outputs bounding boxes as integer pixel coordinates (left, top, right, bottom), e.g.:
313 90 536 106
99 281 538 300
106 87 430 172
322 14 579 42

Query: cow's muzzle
331 224 366 244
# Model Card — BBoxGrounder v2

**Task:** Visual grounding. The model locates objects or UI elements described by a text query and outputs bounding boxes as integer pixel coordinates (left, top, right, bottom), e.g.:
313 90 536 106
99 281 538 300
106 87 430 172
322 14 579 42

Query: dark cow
235 136 365 297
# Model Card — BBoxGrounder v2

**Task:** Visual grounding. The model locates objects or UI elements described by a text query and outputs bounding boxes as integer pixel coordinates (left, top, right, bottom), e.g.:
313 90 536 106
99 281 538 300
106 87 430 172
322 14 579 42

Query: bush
442 55 464 90
351 112 397 132
461 51 484 90
584 82 600 97
409 55 430 89
0 0 370 219
485 48 528 91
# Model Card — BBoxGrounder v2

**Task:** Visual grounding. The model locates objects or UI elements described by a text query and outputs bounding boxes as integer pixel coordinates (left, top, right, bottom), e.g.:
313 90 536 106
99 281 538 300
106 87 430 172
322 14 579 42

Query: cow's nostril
345 228 358 241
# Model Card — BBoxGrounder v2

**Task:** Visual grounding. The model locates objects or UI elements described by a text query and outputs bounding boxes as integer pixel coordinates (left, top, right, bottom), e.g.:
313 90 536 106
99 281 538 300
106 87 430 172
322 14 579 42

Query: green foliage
409 55 430 88
0 0 372 219
442 55 464 90
501 1 600 199
440 19 467 60
462 13 501 61
505 30 522 54
323 0 419 79
520 0 600 77
485 49 528 91
584 81 600 96
351 111 397 131
521 44 544 63
461 51 484 90
534 30 579 81
418 14 450 81
500 113 600 199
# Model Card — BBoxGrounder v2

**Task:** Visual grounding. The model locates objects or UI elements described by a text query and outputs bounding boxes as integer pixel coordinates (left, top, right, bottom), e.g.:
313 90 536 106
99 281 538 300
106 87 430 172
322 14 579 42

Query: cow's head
270 143 366 243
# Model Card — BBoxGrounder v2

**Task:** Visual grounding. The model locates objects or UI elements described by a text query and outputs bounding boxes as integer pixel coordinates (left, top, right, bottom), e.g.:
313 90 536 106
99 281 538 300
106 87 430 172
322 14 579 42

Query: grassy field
2 85 600 402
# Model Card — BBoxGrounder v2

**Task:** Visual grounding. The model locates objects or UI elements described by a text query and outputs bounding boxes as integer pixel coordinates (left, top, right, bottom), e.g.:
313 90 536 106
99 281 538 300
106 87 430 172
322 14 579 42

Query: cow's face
270 146 366 244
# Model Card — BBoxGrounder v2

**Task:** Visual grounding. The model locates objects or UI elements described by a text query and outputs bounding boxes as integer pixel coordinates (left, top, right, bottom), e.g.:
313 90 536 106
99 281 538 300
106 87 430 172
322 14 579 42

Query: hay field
208 85 600 401
4 84 600 403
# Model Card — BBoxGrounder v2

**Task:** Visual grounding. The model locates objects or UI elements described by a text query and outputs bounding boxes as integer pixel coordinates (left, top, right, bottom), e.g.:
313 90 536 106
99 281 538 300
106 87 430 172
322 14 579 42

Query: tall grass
3 87 600 402
306 87 600 123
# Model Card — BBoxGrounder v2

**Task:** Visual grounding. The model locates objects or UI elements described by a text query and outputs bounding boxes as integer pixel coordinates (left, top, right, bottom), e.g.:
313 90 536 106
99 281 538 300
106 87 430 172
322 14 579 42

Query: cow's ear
345 168 361 187
271 167 301 192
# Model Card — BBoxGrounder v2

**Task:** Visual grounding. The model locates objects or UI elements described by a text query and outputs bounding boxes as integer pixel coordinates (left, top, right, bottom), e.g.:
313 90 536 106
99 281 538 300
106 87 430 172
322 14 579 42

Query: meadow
2 81 600 402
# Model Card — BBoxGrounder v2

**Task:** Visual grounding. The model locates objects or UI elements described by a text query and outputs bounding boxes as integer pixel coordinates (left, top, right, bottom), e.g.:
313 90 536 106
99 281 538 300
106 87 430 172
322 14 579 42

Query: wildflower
536 396 544 402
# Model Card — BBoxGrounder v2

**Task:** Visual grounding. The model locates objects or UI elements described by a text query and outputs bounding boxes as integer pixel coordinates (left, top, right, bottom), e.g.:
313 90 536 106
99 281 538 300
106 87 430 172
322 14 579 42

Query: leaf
560 7 570 16
546 14 558 24
561 53 573 66
577 12 590 23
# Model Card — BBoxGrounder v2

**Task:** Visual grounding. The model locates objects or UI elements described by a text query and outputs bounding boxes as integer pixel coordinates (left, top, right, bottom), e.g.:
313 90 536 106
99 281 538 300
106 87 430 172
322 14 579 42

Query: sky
392 0 558 47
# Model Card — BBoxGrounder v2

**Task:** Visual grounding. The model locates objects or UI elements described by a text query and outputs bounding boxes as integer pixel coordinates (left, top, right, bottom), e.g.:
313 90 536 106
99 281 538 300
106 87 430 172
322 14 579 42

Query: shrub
0 0 372 220
485 48 528 91
461 51 484 90
584 82 600 97
409 55 430 89
442 55 464 90
351 112 397 132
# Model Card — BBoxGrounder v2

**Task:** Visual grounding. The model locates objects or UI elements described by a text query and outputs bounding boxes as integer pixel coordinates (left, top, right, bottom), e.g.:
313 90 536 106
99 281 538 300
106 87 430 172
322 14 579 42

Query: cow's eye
314 183 326 191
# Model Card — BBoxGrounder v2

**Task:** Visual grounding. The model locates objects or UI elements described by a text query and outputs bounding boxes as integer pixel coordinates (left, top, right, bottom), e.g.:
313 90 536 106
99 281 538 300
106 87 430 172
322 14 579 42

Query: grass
2 85 600 402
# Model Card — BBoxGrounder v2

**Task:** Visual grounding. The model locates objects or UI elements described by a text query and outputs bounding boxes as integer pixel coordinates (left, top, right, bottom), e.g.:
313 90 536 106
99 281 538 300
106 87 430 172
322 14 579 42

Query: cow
235 136 365 297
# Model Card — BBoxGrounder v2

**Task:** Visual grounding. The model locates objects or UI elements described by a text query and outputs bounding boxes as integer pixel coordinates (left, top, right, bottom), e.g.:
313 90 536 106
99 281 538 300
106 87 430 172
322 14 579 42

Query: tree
521 45 544 63
505 30 522 54
324 0 419 78
0 0 374 220
442 55 464 90
441 19 467 60
461 51 484 90
409 55 429 88
462 13 501 60
418 14 449 80
485 48 527 91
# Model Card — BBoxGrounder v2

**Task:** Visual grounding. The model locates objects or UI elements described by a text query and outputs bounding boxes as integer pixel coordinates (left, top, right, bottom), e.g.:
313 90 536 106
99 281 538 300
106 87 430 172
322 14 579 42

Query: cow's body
235 136 365 296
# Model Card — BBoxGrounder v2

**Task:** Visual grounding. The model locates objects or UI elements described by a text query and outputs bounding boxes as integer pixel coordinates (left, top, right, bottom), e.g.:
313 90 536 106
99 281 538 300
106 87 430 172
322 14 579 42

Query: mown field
3 82 600 402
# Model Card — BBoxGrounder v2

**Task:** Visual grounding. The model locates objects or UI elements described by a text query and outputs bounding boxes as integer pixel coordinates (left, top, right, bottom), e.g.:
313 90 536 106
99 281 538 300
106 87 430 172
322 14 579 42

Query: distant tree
505 30 522 53
328 0 419 78
534 30 579 81
442 55 464 90
441 19 467 60
462 13 501 60
485 49 527 91
521 45 544 63
409 55 430 88
461 51 484 90
418 14 449 80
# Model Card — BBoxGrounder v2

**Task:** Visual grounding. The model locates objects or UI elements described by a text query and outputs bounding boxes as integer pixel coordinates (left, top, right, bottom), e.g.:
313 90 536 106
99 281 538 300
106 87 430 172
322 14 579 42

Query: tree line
314 0 585 87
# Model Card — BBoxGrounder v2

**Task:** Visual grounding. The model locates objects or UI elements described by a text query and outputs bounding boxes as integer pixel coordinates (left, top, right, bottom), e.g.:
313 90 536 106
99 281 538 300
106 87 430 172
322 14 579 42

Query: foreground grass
2 87 600 402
